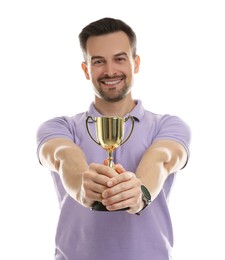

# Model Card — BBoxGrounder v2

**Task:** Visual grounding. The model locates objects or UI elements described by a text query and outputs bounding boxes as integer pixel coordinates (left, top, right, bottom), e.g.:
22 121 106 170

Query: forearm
57 147 89 201
136 140 187 201
39 138 88 201
135 154 168 201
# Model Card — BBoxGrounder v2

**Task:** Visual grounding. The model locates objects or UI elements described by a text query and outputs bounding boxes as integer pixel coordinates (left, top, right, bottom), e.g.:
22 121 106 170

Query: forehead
86 31 132 58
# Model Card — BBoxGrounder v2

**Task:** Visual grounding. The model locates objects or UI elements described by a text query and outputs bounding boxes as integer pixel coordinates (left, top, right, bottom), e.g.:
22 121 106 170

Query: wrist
136 185 152 215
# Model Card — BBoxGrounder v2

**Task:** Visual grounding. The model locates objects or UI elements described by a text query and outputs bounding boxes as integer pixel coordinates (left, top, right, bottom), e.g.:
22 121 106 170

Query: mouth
99 76 124 87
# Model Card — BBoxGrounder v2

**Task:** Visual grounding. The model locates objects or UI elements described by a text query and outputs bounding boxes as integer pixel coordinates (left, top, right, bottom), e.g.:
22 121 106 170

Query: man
36 17 191 260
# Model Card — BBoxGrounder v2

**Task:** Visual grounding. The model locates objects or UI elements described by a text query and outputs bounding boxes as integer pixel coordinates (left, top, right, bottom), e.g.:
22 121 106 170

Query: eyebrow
91 52 128 61
114 52 128 57
91 56 103 61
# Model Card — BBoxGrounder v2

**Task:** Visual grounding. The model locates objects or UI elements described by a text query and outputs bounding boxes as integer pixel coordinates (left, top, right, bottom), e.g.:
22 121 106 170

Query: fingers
90 163 118 178
81 172 105 206
103 159 109 166
102 188 139 211
101 173 142 211
83 171 106 194
114 164 126 174
103 159 126 174
82 162 143 213
106 171 133 187
81 163 119 206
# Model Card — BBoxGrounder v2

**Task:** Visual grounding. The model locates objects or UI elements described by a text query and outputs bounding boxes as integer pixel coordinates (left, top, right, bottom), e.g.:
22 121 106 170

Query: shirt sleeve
36 116 76 162
153 114 191 167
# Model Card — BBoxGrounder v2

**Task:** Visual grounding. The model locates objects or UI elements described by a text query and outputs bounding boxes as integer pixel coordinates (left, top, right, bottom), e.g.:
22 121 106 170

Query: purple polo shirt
36 100 191 260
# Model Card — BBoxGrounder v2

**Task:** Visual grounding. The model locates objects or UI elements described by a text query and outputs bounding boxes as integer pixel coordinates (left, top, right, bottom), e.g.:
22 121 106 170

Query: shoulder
38 112 86 130
142 109 191 150
36 112 87 147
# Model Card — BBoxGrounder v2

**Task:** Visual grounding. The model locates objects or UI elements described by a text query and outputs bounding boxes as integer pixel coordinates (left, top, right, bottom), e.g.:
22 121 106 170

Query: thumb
103 159 125 174
114 164 126 174
103 159 114 167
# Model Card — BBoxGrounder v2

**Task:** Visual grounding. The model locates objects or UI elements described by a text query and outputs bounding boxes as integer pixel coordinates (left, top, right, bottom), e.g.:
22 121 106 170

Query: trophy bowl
86 115 134 167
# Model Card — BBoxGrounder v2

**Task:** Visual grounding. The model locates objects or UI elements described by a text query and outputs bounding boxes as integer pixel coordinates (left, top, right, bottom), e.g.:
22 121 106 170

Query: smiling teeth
104 80 121 85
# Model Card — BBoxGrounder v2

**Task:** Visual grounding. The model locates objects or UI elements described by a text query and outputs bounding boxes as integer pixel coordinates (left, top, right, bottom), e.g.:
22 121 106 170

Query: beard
96 85 131 102
95 75 132 102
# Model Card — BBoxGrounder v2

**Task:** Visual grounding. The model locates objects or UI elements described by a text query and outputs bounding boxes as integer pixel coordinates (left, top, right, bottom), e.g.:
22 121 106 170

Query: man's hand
101 169 144 214
78 163 118 208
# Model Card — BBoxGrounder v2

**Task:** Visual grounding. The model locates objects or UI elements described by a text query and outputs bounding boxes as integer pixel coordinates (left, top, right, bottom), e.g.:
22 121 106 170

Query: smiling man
36 17 191 260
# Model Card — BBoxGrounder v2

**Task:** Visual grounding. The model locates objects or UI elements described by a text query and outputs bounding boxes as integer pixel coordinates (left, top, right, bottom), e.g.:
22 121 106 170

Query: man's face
82 31 140 102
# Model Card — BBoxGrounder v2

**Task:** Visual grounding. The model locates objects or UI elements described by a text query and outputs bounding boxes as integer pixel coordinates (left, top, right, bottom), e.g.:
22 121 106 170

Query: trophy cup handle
86 116 101 145
120 115 135 146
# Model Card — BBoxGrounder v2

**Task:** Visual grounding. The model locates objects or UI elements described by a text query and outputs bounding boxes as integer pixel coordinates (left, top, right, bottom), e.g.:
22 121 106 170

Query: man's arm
101 139 188 214
39 137 117 208
135 139 188 201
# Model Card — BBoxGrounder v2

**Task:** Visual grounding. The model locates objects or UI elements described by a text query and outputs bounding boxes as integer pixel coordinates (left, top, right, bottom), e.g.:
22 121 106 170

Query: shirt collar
86 99 145 122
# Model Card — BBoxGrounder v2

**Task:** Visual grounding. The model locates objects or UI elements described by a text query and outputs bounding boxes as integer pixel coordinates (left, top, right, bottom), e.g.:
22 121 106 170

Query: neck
94 94 136 117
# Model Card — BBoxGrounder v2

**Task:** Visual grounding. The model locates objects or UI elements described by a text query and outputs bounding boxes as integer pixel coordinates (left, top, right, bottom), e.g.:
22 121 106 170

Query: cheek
90 68 103 80
125 66 135 77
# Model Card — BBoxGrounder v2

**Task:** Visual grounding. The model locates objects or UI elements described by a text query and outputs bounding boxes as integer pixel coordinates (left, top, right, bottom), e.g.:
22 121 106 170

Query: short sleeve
36 116 76 161
153 115 191 165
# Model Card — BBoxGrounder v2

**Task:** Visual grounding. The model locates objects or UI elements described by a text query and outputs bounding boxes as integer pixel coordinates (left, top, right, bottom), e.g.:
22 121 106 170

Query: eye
92 59 104 65
116 56 126 62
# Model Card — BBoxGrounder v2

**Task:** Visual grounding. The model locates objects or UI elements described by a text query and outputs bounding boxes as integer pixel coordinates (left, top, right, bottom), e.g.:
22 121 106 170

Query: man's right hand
78 163 119 208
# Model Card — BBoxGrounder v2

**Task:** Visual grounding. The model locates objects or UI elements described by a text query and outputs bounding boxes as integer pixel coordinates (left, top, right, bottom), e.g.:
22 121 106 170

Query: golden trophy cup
86 115 134 211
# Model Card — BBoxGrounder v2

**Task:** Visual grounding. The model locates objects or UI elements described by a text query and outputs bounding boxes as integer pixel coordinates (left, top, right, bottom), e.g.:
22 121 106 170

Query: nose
103 61 117 77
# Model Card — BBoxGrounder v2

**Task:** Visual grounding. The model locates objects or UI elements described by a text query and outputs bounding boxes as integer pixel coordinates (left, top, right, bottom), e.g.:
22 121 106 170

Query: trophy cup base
91 201 130 212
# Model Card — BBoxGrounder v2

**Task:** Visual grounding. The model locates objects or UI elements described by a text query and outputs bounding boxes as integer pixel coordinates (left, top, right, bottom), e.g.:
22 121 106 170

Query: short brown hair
79 17 137 59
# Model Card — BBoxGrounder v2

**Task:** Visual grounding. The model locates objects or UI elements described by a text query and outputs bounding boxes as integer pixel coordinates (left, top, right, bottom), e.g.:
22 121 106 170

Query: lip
100 77 124 87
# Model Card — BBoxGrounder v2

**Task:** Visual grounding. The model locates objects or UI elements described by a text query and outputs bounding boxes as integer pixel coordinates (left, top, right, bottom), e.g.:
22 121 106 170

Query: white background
0 0 224 259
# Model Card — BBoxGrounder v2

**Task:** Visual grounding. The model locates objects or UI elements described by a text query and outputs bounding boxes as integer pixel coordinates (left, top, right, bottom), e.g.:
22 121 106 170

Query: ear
81 62 90 80
134 55 140 74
